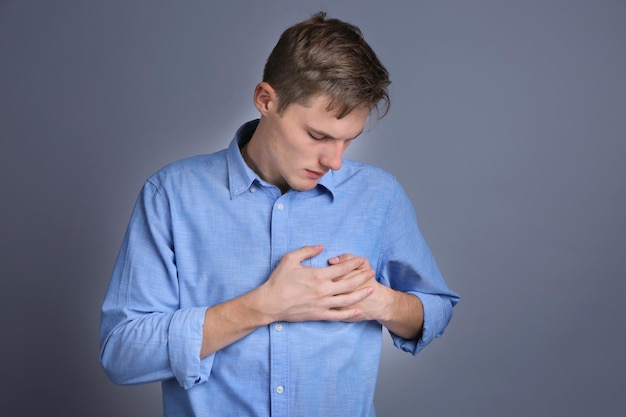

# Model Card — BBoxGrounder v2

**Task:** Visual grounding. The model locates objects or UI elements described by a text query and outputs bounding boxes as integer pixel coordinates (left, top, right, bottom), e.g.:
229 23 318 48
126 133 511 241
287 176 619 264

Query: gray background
1 1 625 416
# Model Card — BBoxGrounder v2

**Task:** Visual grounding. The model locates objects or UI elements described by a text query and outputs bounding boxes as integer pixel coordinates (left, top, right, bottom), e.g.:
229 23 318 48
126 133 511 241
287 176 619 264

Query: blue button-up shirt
100 120 459 416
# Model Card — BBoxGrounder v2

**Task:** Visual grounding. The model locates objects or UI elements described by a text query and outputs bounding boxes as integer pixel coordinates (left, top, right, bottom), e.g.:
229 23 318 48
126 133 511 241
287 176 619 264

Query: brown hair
263 11 390 119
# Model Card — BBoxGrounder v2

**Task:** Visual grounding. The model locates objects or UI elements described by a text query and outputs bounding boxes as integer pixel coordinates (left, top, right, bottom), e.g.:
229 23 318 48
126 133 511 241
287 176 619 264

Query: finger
329 254 373 273
282 244 324 265
320 256 366 280
327 253 359 265
327 285 373 309
330 268 375 294
322 308 362 322
330 263 371 282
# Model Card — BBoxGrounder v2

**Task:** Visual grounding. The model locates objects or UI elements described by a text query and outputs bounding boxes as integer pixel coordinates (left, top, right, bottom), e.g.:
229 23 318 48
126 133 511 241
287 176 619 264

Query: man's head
245 12 390 193
262 11 390 118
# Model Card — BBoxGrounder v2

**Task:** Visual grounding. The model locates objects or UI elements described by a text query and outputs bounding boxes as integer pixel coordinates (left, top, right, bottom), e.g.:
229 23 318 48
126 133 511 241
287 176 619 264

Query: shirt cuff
390 292 454 356
168 307 215 389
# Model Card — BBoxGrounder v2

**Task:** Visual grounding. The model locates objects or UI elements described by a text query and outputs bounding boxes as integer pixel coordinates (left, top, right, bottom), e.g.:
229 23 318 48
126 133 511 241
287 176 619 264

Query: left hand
327 254 392 322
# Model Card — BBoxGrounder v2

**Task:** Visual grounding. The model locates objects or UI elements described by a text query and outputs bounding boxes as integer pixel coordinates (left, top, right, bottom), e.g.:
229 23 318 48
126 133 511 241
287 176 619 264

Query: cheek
284 137 312 161
270 136 304 171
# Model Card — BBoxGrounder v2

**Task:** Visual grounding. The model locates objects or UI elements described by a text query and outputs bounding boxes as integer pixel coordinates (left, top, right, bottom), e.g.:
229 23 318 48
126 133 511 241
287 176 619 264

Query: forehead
285 94 370 139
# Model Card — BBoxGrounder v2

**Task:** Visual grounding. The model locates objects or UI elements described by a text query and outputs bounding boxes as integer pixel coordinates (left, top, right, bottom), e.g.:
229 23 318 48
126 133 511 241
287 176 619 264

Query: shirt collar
226 119 336 200
227 120 259 199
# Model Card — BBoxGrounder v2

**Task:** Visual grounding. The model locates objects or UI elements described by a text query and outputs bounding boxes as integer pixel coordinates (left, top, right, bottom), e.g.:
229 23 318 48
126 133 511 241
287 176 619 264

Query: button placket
269 194 290 416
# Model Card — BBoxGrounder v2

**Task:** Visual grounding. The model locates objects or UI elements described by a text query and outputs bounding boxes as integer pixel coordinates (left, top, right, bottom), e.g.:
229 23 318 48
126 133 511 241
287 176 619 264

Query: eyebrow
308 126 364 141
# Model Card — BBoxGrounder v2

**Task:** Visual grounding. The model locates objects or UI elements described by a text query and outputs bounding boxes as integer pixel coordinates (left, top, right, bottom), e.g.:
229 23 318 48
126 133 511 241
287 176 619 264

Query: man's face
251 92 370 193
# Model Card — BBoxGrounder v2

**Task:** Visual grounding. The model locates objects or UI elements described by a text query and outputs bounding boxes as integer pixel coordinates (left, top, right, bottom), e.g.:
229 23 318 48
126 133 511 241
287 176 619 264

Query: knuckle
315 285 328 298
311 271 326 286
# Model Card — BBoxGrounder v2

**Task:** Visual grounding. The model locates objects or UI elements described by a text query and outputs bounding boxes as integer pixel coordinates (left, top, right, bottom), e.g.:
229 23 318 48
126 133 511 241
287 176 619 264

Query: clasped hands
258 245 392 324
200 244 419 358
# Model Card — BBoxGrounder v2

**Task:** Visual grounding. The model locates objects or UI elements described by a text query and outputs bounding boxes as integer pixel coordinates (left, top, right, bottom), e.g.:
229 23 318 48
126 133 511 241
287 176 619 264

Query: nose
320 141 348 171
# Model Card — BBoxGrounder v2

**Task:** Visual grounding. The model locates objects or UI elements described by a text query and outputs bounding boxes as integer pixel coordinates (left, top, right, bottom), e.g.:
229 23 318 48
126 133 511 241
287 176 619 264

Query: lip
305 169 326 179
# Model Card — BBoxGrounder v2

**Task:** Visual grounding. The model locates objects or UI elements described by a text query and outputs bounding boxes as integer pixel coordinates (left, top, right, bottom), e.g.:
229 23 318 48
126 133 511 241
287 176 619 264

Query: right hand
256 245 375 323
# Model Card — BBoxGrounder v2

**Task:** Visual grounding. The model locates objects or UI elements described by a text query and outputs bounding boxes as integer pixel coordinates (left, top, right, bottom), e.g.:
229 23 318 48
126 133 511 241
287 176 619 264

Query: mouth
305 169 326 179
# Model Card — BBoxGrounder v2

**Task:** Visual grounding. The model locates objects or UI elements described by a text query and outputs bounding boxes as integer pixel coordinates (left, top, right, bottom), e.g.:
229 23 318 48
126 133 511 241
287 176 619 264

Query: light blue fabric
100 120 459 416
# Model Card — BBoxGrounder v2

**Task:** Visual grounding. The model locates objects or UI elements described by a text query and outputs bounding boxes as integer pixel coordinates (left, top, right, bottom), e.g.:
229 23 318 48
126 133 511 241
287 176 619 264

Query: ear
253 82 278 116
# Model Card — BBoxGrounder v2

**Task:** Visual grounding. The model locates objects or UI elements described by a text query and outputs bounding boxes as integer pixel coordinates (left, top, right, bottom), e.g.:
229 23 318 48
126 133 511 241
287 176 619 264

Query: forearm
200 249 375 358
376 287 424 340
200 288 274 358
100 308 206 385
100 293 271 386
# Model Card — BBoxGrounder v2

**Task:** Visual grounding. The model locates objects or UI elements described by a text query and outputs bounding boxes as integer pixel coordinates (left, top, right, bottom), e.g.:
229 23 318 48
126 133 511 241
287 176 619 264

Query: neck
241 130 290 194
240 142 257 176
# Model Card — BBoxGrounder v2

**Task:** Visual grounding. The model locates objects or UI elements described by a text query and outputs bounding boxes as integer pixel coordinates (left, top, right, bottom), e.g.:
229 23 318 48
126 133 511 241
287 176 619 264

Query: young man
100 12 459 416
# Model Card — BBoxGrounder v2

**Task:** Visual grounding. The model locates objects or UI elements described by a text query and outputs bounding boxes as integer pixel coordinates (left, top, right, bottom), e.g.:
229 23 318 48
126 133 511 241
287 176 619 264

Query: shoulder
151 150 227 178
146 150 228 193
333 160 416 216
334 159 400 194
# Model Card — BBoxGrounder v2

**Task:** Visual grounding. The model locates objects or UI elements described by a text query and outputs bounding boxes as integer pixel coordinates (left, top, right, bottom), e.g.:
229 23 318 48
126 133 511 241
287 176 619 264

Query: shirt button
276 203 284 210
274 323 283 331
250 186 256 193
276 385 284 394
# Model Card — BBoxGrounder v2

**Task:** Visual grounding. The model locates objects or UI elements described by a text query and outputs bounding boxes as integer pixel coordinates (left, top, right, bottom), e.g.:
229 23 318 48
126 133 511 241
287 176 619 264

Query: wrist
375 285 397 323
245 284 279 325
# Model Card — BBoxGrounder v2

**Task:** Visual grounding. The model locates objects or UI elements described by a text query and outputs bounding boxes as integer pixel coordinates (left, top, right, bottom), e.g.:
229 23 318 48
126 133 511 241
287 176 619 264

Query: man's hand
327 254 391 322
329 253 424 340
200 246 383 359
256 245 375 323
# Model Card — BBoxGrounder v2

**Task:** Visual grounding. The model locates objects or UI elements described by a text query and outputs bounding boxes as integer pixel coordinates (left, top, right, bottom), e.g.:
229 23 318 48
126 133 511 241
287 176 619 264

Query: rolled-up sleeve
392 292 455 355
99 180 213 388
168 307 215 389
378 178 460 355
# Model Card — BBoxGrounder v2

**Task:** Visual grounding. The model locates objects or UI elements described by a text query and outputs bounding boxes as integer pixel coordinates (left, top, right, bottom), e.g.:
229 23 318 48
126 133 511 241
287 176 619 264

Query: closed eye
306 125 364 142
308 132 328 141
